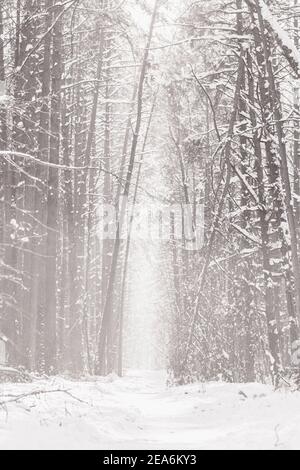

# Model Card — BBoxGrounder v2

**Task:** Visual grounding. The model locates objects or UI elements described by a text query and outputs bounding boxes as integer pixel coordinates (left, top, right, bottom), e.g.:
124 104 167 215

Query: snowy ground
0 370 300 450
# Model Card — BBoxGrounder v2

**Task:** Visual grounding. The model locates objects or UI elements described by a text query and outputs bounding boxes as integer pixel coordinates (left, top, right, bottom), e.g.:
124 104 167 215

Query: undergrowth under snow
0 370 300 450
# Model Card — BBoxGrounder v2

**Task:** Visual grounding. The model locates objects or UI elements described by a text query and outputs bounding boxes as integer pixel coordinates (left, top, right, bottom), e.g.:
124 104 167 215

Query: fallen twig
0 389 90 407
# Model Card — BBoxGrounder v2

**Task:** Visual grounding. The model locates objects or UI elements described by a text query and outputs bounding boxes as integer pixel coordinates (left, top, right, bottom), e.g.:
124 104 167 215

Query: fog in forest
1 0 300 451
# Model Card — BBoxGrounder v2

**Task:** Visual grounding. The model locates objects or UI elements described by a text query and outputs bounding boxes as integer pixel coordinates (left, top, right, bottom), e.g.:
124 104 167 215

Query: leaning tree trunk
96 0 160 375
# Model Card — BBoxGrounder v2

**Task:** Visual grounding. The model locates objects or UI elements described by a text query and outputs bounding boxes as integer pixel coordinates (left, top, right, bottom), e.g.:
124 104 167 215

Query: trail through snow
0 370 300 450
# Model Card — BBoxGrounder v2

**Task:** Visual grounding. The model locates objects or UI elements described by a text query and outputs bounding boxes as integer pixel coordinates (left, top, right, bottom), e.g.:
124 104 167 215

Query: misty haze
1 0 300 451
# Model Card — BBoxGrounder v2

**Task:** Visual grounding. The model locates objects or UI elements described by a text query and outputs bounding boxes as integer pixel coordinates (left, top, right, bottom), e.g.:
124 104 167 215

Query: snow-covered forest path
1 370 300 450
